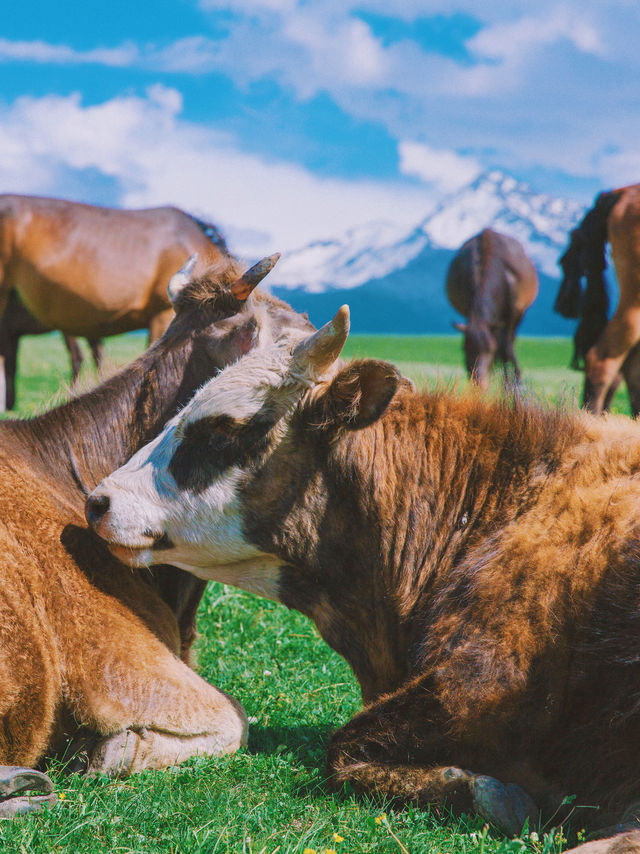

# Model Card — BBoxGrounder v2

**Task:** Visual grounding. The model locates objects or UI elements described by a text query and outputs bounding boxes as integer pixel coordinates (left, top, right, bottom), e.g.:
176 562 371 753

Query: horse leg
63 335 84 385
148 308 174 345
326 678 540 836
88 338 103 372
621 344 640 416
2 330 18 411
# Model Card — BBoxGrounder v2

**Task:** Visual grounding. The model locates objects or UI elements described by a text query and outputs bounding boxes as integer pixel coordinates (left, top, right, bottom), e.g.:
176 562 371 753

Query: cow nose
85 492 111 526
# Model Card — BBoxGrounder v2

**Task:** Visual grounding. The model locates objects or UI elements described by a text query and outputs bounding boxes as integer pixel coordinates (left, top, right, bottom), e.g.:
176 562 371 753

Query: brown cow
555 184 640 415
446 228 539 390
90 306 640 850
0 193 229 410
0 290 103 410
0 250 312 816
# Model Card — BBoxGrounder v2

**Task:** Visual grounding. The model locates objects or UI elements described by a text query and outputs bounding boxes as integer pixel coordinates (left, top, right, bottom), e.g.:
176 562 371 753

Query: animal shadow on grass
249 723 331 771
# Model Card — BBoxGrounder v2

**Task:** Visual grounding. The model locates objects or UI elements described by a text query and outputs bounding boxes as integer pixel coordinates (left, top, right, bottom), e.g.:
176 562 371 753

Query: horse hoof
0 766 56 818
471 775 539 836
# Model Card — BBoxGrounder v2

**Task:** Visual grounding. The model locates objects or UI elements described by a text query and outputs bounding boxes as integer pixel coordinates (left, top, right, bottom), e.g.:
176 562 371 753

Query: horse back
0 195 222 336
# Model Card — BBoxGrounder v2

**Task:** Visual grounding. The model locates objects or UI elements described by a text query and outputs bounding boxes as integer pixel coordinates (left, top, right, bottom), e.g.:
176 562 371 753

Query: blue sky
0 1 638 255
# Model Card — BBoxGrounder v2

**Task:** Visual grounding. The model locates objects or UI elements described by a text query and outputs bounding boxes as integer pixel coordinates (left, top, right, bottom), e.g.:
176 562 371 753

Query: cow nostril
86 493 111 526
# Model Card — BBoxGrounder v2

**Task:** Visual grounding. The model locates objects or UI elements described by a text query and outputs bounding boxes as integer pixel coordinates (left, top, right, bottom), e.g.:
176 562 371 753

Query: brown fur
0 194 230 410
446 228 539 390
0 255 311 773
228 373 640 830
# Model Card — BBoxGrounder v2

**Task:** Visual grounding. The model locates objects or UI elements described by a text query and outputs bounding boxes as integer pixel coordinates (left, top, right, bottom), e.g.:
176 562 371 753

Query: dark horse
0 194 229 410
0 291 103 410
446 228 539 390
554 184 640 415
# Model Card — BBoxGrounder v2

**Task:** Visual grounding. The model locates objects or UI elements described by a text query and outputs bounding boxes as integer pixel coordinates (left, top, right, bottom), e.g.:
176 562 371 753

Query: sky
0 1 639 256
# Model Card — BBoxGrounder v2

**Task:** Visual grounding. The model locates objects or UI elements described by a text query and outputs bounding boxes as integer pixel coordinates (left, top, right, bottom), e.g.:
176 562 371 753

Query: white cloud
0 37 138 67
398 141 481 192
0 88 432 255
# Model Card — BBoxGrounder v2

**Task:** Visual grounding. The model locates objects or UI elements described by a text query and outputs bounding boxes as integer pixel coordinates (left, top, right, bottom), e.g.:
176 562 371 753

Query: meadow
0 331 621 854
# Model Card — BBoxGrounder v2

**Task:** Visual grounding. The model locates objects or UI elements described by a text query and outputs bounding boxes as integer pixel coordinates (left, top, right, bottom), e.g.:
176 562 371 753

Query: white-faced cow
89 307 640 851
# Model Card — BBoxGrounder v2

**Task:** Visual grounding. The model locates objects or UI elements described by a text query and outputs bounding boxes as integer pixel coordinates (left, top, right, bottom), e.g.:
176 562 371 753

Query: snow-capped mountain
271 170 585 293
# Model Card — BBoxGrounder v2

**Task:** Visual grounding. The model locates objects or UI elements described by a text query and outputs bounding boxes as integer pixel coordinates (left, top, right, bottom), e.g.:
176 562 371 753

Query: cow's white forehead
180 335 307 428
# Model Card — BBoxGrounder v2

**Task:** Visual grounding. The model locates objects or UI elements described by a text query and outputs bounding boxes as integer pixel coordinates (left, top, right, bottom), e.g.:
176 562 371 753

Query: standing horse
0 194 229 410
0 291 103 410
446 229 539 390
554 184 640 415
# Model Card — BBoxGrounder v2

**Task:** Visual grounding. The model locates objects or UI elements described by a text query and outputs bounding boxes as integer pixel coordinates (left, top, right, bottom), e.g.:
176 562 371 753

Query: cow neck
7 331 194 499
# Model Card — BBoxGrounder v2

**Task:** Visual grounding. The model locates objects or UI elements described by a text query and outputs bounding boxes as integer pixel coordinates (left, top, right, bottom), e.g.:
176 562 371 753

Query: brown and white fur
89 307 640 851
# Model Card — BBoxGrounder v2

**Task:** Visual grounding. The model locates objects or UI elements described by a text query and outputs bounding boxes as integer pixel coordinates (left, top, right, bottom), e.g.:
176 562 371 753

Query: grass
0 330 613 853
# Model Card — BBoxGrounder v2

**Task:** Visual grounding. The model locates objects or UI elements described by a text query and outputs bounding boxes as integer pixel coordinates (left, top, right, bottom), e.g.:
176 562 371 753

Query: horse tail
188 213 229 254
570 190 623 367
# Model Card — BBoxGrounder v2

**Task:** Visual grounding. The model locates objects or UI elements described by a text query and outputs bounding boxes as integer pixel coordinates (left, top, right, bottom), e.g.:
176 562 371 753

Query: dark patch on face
168 410 277 493
144 530 175 551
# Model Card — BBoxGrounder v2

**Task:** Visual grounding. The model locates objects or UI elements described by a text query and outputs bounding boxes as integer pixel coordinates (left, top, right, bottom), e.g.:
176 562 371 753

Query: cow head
87 307 403 697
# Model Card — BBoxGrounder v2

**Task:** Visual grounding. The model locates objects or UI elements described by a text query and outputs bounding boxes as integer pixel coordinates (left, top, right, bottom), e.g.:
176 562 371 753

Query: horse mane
187 212 229 254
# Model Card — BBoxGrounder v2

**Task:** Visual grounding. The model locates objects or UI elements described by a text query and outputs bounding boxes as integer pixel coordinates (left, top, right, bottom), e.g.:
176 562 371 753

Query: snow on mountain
270 170 585 292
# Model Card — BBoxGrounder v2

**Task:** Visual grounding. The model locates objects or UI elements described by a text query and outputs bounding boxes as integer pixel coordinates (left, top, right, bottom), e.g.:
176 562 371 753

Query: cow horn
167 253 199 304
293 305 350 374
452 321 467 333
230 253 281 301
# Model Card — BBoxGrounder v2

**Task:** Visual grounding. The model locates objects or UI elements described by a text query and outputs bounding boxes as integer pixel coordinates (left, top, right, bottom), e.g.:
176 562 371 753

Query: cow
554 184 640 415
447 228 539 390
89 305 640 851
0 249 313 816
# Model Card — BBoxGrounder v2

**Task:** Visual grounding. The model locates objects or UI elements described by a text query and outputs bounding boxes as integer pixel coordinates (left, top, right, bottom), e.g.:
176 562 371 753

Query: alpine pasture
0 330 619 854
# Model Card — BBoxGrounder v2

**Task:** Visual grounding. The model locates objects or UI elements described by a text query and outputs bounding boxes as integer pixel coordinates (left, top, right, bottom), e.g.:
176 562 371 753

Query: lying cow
87 306 640 846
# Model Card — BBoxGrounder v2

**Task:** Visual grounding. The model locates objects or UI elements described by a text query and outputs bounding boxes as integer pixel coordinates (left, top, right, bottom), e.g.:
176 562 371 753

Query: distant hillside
269 170 585 336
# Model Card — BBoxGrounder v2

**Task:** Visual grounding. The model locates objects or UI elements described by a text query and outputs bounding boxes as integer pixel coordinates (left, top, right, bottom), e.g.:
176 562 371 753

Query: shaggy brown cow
0 250 311 816
90 306 640 849
447 228 539 390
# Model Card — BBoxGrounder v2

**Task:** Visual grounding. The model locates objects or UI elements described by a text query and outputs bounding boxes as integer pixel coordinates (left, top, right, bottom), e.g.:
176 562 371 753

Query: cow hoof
0 766 56 818
471 774 539 836
86 729 141 777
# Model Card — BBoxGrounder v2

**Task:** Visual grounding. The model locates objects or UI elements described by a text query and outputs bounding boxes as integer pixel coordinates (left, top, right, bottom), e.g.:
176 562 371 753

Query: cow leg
64 612 247 777
2 331 18 411
0 766 56 817
326 685 539 836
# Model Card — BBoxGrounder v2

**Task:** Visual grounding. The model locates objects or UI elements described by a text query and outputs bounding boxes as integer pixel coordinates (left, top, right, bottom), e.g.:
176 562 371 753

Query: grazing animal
0 250 312 816
0 193 229 410
446 228 539 390
90 306 640 849
554 185 640 415
0 290 103 410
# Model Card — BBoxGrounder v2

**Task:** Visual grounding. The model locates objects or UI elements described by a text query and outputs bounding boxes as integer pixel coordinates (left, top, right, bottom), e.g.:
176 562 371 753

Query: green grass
0 331 609 853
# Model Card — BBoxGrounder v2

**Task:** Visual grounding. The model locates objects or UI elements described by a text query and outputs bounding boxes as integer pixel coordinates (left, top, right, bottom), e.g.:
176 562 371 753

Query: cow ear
310 359 401 431
168 253 199 305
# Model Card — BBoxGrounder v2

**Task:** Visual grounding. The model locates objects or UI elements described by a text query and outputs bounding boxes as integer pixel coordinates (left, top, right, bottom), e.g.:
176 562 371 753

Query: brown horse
0 250 312 815
554 184 640 415
0 290 103 410
0 194 228 409
446 228 539 390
